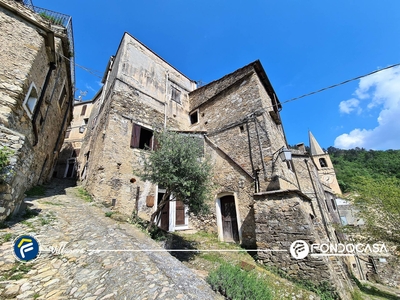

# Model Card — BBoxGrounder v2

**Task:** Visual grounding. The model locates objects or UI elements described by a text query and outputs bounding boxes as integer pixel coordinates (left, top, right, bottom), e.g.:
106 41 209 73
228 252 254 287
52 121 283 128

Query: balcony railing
19 2 75 93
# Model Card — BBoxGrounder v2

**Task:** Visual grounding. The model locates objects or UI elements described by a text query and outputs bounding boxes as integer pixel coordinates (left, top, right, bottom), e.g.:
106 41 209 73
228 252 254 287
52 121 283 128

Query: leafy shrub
206 263 272 300
0 146 13 181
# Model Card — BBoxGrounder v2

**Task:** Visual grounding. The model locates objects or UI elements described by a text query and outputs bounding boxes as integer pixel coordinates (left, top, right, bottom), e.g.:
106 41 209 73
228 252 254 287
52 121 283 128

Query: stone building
53 95 98 179
79 32 351 296
0 0 74 220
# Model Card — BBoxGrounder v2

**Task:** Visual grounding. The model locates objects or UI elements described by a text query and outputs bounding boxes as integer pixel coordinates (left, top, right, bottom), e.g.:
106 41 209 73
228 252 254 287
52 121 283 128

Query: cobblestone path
0 180 220 299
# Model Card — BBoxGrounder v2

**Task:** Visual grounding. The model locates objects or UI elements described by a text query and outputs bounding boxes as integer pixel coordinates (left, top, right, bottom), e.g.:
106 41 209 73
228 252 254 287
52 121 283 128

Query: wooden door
158 192 169 231
220 196 239 242
175 200 185 225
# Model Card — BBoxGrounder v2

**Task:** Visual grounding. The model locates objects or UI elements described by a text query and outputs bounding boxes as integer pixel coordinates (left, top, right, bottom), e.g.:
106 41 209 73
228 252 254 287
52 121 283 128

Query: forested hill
327 147 400 193
327 147 400 243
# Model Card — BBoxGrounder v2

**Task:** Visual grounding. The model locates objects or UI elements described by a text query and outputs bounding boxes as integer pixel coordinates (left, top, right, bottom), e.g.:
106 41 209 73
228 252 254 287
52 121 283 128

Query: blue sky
33 1 400 150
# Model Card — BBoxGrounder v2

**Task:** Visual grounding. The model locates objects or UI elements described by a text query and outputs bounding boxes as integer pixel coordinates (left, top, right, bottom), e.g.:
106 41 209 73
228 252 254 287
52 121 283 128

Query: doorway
220 195 239 242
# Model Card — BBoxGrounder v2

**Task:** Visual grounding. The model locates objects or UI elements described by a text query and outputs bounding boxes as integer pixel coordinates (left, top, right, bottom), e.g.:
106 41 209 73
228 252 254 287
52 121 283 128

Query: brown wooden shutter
153 135 159 151
81 105 87 116
130 123 141 148
175 200 185 225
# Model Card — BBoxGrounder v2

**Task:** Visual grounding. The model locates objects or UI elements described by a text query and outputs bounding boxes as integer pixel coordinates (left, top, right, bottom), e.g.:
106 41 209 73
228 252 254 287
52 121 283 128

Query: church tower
308 131 342 194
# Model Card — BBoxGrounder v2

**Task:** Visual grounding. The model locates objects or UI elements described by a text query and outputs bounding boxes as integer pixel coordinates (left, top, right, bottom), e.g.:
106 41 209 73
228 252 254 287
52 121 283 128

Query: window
190 111 198 124
71 149 80 157
81 105 87 116
239 125 244 133
130 123 154 150
171 87 181 104
59 86 67 108
65 128 71 139
83 118 89 125
22 82 38 118
319 158 328 168
331 198 337 210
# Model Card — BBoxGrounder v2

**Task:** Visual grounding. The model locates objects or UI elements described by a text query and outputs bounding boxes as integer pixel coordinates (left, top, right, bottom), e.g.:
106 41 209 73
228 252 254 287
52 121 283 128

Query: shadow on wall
240 206 257 249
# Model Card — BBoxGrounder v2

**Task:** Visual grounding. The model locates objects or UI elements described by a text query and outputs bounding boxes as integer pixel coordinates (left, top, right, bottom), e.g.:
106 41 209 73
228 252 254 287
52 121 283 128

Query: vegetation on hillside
328 147 400 243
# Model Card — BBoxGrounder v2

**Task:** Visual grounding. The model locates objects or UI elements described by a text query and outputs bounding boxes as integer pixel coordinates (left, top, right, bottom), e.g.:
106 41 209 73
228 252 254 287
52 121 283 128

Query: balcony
19 0 75 92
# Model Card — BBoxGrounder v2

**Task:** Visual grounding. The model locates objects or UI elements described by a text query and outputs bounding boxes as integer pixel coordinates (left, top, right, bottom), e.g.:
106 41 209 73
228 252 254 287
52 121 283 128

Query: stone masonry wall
0 1 73 220
254 192 352 299
254 192 332 281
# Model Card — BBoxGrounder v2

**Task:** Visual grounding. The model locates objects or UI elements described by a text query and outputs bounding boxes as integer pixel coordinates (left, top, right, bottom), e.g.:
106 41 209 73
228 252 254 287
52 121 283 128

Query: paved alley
0 180 220 300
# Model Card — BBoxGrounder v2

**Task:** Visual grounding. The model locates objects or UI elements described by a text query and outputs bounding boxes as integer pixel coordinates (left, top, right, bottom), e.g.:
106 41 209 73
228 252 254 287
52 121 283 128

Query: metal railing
19 2 75 93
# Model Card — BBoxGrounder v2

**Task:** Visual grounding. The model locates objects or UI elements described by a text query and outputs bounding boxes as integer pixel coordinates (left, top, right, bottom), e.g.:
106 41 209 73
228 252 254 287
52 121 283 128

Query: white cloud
339 98 361 114
334 66 400 150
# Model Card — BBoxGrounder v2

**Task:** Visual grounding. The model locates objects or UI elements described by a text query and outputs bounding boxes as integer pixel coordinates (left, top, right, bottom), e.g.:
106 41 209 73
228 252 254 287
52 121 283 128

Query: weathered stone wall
254 192 332 279
80 33 196 221
53 100 96 178
0 0 73 220
188 67 297 193
254 192 352 299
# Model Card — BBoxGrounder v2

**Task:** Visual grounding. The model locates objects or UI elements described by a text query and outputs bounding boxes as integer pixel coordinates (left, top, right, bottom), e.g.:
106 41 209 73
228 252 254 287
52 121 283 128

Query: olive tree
136 130 213 230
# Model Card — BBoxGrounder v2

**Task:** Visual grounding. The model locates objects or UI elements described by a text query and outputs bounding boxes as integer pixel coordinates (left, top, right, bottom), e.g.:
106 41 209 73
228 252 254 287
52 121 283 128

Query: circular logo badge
13 235 41 262
290 240 309 260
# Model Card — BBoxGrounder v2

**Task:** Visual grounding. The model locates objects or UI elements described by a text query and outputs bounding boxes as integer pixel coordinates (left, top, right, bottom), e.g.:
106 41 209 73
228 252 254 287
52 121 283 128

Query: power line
59 53 104 79
279 63 400 106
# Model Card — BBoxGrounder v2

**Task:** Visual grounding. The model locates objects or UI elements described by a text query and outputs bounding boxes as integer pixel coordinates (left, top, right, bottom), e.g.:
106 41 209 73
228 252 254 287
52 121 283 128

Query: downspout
33 62 56 146
253 116 267 181
245 120 258 193
41 56 63 130
164 71 169 129
52 94 72 154
305 159 331 240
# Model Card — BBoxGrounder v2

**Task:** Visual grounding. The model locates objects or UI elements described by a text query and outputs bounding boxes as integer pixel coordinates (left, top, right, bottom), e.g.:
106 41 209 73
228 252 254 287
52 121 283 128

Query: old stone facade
79 32 352 297
53 97 97 179
0 0 74 220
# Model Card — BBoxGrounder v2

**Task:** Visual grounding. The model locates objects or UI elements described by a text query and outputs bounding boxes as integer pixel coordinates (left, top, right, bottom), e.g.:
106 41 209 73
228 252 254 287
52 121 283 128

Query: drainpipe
253 116 267 181
164 71 169 129
305 159 331 240
41 56 63 130
53 93 73 154
33 62 56 146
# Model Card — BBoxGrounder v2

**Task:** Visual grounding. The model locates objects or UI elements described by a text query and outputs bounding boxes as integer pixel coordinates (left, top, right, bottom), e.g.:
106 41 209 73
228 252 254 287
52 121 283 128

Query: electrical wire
278 62 400 107
59 48 400 108
59 53 104 79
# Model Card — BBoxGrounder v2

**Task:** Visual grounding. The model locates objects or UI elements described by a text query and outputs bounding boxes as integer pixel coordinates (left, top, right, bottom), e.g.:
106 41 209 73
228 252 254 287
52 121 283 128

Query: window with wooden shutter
130 123 141 148
171 86 181 104
130 123 154 150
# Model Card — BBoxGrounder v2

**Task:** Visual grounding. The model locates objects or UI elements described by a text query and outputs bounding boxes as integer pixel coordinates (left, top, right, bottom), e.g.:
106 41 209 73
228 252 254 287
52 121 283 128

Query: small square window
239 125 244 133
171 87 181 104
84 118 89 125
190 111 198 125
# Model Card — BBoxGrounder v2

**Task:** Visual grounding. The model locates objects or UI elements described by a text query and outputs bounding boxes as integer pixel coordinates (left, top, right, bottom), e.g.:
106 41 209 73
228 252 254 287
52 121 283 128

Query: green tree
351 176 400 243
136 130 213 230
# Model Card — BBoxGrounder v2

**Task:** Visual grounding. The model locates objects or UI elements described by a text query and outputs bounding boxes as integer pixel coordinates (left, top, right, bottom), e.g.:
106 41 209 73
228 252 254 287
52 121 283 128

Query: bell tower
308 131 342 194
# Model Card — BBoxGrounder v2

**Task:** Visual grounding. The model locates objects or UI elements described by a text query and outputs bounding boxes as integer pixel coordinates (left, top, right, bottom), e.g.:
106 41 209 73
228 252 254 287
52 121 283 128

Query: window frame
22 82 39 119
171 86 181 104
130 123 155 150
190 110 199 125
